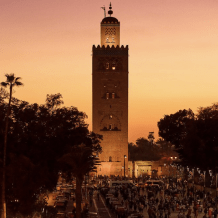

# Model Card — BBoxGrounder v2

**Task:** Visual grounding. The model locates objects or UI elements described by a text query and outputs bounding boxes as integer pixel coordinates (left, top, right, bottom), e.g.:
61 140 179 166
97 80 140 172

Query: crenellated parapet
93 45 128 56
93 45 128 49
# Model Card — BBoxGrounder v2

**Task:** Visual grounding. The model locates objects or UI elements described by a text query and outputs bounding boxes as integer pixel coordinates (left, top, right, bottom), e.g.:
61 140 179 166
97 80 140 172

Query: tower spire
108 2 113 17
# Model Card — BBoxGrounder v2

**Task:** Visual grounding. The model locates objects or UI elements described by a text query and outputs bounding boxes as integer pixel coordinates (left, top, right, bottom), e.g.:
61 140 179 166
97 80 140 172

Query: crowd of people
94 176 218 218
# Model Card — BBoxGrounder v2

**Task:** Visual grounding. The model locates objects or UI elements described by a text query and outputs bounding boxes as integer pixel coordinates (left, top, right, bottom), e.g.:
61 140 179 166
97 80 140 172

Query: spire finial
108 2 113 17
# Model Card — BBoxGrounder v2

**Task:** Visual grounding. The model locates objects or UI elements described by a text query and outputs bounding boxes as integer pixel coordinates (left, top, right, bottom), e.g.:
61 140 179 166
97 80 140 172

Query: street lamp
216 173 218 197
192 168 195 200
176 165 179 187
203 171 206 192
124 155 127 178
137 169 139 183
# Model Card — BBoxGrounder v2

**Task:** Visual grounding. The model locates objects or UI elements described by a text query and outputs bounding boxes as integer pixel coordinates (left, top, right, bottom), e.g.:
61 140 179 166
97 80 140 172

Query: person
139 203 144 213
164 210 168 218
213 208 217 218
193 204 198 218
159 207 164 218
148 206 153 218
83 205 89 218
187 207 192 218
89 197 93 207
204 207 208 216
208 207 212 218
168 207 171 218
178 212 182 218
72 206 76 216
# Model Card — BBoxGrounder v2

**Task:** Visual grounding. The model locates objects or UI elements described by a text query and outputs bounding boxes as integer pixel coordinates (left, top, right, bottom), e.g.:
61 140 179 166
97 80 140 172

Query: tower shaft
92 5 128 176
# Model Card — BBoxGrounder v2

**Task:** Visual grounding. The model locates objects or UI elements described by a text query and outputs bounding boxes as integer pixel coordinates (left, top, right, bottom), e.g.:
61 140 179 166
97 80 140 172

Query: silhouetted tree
155 138 175 157
158 109 195 148
158 104 218 170
0 93 102 217
45 93 64 113
1 74 23 218
59 143 101 218
128 137 161 161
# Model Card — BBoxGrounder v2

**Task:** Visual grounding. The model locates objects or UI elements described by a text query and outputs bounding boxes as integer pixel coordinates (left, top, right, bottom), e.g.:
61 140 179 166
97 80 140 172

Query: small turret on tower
100 3 120 47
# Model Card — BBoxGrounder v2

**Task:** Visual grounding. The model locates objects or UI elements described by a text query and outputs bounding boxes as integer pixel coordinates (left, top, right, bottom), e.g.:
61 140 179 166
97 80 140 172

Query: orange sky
1 0 218 143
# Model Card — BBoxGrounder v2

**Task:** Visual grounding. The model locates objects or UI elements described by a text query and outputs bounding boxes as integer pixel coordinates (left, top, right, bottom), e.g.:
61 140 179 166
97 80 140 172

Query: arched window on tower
112 93 115 99
100 114 121 131
109 156 112 162
114 124 118 131
102 124 107 131
112 62 116 70
105 62 110 70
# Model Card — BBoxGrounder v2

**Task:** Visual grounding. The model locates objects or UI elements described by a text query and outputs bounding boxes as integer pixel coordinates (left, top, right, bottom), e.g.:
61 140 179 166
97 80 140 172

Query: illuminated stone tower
92 3 128 176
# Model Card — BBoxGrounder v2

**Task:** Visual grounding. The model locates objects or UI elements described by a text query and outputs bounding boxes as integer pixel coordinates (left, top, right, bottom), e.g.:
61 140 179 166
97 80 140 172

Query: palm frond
15 77 22 82
15 81 23 86
5 73 15 83
1 82 9 87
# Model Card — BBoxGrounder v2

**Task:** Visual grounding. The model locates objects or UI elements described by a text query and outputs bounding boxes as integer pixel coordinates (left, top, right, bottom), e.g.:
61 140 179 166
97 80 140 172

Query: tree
128 142 137 161
128 137 161 161
158 109 195 148
59 142 101 218
1 74 23 218
45 93 64 113
155 138 175 157
0 93 102 217
0 88 8 104
158 104 218 170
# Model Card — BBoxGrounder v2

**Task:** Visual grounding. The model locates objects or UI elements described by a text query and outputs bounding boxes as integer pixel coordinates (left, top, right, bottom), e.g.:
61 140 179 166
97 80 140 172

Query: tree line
128 136 176 162
158 106 218 171
129 103 218 176
0 74 102 218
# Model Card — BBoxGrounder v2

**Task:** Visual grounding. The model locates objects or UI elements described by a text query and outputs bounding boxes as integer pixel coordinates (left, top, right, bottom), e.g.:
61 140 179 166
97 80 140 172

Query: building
92 3 129 176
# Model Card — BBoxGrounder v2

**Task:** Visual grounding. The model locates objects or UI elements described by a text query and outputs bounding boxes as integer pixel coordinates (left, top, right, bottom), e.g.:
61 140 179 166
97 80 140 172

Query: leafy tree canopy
158 104 218 170
128 137 162 161
0 92 102 216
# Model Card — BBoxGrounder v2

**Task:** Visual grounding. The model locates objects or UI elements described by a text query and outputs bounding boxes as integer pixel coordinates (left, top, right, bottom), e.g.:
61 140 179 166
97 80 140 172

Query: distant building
92 3 128 176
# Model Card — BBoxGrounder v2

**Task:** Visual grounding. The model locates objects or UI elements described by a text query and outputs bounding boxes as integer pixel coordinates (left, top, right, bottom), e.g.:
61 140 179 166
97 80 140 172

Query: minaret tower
92 3 128 176
100 3 120 47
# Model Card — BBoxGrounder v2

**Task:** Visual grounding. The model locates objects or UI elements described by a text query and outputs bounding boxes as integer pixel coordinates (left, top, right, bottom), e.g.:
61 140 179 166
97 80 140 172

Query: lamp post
192 168 195 200
137 169 139 183
203 171 206 192
176 165 178 188
124 155 127 178
216 173 218 197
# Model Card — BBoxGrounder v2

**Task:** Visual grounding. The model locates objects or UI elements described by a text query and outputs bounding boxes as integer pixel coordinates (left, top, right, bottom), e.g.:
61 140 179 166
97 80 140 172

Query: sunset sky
1 0 218 143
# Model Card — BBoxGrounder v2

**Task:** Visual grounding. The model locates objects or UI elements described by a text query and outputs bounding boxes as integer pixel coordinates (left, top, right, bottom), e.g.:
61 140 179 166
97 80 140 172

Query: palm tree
1 74 23 218
59 144 100 218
